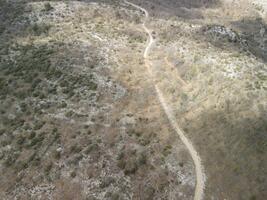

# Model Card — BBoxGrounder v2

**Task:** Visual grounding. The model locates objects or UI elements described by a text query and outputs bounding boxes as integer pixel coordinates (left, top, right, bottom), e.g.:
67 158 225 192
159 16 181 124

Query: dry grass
53 179 84 200
225 0 267 21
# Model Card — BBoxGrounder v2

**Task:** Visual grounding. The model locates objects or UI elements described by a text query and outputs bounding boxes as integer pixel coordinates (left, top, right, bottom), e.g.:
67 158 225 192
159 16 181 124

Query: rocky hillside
0 0 266 200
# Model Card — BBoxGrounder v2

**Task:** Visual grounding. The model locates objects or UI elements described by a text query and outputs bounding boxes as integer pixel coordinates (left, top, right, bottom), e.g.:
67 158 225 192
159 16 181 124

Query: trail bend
124 1 206 200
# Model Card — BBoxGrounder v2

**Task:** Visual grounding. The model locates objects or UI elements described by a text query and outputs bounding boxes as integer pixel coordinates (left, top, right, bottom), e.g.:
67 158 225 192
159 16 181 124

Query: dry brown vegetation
0 0 266 199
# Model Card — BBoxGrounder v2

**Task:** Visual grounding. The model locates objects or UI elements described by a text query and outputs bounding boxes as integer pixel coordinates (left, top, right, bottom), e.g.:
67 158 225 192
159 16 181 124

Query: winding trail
124 1 206 200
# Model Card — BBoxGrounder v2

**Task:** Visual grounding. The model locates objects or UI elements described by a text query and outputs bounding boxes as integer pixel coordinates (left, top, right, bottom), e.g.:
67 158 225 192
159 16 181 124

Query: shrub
16 135 25 145
69 154 83 165
117 159 126 170
1 138 12 146
70 145 82 154
28 131 36 139
124 159 138 175
29 23 51 36
111 193 120 200
59 101 67 108
4 154 17 167
181 93 188 101
100 177 115 188
33 121 45 130
117 151 124 160
137 151 147 165
143 186 155 200
250 195 257 200
44 162 53 175
0 129 5 136
84 144 98 154
44 3 53 12
163 145 172 156
139 137 150 146
88 82 98 90
15 161 28 171
32 157 41 166
70 171 76 178
29 135 44 147
52 127 58 133
53 151 61 159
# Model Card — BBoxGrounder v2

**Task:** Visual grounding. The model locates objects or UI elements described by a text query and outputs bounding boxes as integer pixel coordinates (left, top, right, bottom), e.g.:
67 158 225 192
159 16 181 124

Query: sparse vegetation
0 0 266 199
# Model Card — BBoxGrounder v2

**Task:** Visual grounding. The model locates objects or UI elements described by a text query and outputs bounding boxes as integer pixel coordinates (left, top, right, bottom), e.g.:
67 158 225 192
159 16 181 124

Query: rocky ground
0 0 266 200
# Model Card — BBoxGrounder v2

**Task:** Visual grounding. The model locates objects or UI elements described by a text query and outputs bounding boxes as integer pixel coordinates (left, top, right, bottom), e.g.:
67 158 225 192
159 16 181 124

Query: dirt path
124 1 206 199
